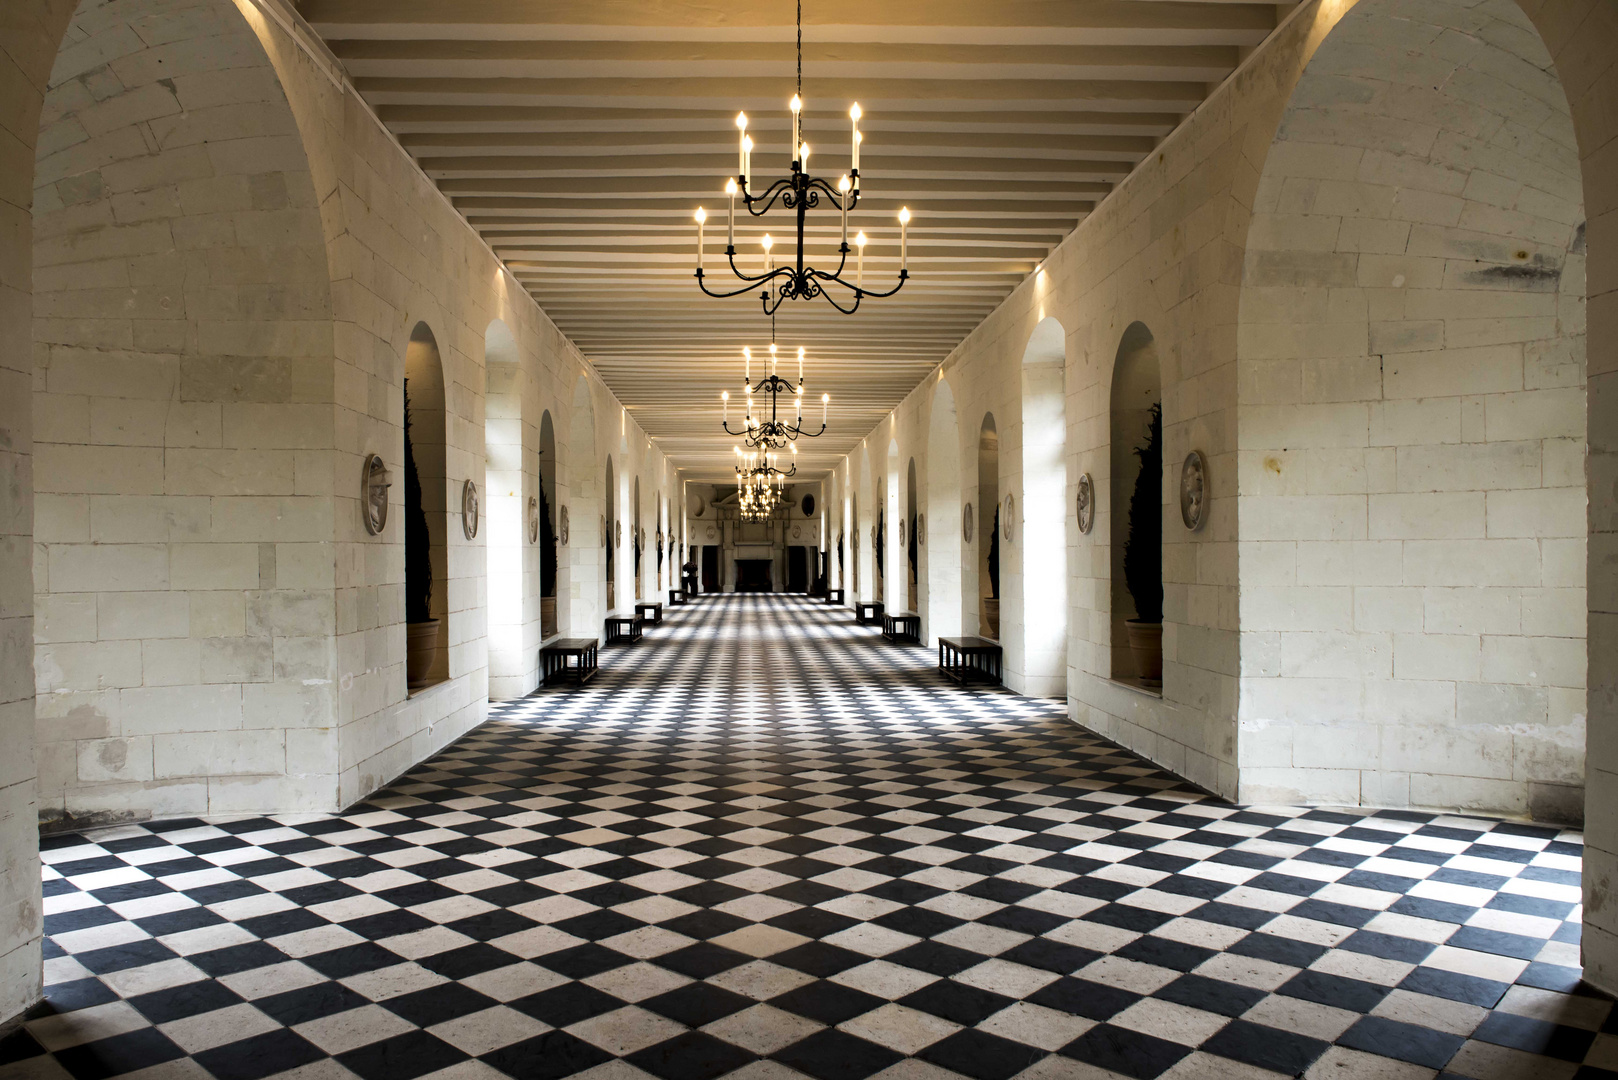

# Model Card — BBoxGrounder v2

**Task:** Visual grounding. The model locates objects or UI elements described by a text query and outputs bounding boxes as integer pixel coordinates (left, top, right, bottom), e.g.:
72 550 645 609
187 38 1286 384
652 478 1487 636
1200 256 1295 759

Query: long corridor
4 597 1602 1080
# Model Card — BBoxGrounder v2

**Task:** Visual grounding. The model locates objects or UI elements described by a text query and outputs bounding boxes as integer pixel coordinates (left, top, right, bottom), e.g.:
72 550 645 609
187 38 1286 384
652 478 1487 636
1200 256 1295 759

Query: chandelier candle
725 179 736 245
791 95 801 163
694 207 705 268
851 103 861 172
838 175 850 245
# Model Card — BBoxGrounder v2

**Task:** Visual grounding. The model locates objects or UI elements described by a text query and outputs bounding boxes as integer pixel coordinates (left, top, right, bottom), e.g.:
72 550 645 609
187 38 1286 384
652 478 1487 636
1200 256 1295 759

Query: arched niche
906 458 919 612
29 0 337 824
977 414 1000 639
564 377 599 635
405 321 450 691
1109 321 1162 691
539 411 558 639
926 379 962 643
483 319 527 698
604 455 616 612
633 475 643 600
1236 0 1587 819
1018 317 1068 698
884 441 900 603
850 487 861 599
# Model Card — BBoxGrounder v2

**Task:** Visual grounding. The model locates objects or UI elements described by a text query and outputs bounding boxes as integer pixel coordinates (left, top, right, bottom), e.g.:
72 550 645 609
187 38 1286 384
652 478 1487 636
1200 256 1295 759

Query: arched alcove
1109 322 1162 691
906 458 919 612
850 488 861 599
539 411 558 639
885 441 901 605
633 476 643 600
28 0 338 825
604 456 616 612
1018 317 1068 697
483 319 527 698
405 322 450 691
926 379 963 644
564 378 599 636
977 414 1000 639
1237 0 1588 818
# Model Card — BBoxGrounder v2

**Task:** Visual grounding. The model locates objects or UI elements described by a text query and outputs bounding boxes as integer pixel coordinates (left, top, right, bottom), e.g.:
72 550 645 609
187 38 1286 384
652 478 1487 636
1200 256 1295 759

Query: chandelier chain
796 0 802 99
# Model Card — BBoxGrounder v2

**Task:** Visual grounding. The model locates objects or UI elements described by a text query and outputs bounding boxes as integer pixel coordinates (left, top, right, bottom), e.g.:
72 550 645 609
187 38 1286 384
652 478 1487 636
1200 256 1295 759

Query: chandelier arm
741 179 795 216
810 267 908 303
805 176 856 212
806 284 861 316
725 248 793 285
696 269 787 300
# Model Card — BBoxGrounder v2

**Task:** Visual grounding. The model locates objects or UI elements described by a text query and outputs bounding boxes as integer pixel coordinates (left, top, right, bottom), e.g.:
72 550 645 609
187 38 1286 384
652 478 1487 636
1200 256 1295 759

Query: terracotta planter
1125 619 1163 688
981 598 1000 640
406 619 441 688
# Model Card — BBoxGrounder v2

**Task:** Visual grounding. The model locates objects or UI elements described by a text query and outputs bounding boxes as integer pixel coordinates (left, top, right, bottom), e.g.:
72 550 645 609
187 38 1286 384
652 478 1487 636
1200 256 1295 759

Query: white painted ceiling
295 0 1283 480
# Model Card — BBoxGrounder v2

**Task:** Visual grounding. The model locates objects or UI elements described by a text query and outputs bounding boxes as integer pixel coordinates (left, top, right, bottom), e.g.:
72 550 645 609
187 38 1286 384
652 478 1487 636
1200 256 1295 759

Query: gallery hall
0 0 1615 1077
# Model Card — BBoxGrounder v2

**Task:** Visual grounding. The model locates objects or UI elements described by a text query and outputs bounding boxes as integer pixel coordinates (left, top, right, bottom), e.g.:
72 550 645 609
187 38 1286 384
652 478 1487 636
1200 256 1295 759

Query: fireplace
735 559 772 592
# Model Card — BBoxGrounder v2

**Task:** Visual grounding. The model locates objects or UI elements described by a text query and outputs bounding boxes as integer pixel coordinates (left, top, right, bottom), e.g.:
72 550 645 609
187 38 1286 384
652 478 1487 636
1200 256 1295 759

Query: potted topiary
1124 403 1163 688
404 383 440 689
539 483 558 637
984 503 1000 638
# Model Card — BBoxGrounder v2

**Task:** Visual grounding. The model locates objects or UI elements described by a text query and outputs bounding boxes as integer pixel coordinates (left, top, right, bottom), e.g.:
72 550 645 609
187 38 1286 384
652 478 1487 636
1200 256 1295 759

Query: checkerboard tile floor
2 594 1609 1080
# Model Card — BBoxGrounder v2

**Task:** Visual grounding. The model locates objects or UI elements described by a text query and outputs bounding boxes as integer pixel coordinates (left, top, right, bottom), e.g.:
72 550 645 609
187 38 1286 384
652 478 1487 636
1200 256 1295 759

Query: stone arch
1236 0 1588 819
604 454 617 612
405 321 451 690
906 458 919 612
976 413 1000 639
29 0 337 828
1109 322 1163 691
855 445 873 600
1016 317 1068 697
539 410 558 639
925 378 963 644
885 440 900 604
564 377 599 635
483 319 529 698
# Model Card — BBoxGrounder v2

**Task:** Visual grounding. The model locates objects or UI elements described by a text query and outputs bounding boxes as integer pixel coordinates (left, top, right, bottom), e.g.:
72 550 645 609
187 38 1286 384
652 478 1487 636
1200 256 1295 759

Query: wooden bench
825 588 844 604
668 589 687 605
938 636 1003 685
605 615 643 645
882 610 921 643
636 601 663 625
541 638 599 686
855 600 884 625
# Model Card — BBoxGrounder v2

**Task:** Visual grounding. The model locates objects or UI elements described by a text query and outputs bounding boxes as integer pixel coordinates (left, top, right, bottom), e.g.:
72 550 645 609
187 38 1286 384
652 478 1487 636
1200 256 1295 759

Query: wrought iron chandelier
692 0 911 315
720 316 828 451
736 446 793 522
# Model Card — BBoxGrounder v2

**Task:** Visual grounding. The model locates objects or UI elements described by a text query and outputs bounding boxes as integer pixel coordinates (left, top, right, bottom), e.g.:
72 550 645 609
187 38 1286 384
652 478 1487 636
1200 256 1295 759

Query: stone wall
0 0 78 1030
32 0 340 822
228 0 673 806
1235 0 1588 819
830 0 1611 819
23 0 673 825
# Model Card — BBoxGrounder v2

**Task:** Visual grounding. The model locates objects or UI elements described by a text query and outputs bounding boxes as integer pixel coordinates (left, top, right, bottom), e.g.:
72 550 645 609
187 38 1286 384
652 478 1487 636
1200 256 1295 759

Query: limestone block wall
17 0 669 826
0 0 78 1029
1234 0 1588 820
31 0 341 822
238 1 670 804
